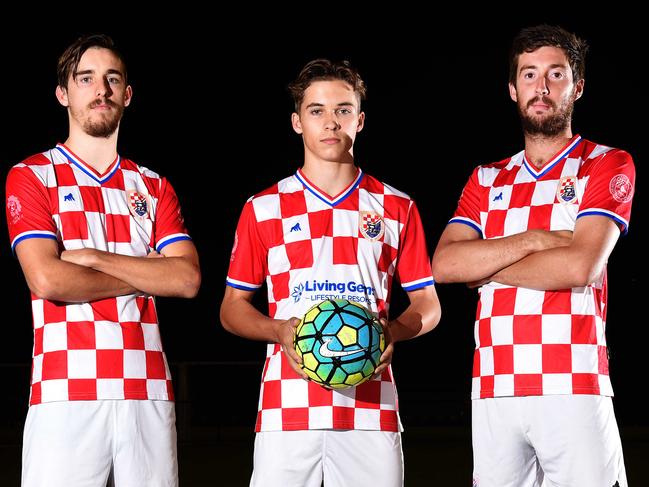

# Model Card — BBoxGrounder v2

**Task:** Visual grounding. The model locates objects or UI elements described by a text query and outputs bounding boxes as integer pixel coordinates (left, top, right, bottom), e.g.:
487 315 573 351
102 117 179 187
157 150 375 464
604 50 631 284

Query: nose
535 76 549 96
324 111 341 131
96 77 113 98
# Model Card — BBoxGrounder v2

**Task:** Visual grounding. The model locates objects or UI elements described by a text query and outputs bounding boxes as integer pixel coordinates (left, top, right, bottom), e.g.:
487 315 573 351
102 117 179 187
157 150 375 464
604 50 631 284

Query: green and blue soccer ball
294 299 385 389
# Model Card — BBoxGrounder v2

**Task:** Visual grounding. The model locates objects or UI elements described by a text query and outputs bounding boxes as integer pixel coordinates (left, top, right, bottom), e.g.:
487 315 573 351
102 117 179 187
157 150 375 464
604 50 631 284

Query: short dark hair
509 25 589 85
57 34 127 89
288 59 366 112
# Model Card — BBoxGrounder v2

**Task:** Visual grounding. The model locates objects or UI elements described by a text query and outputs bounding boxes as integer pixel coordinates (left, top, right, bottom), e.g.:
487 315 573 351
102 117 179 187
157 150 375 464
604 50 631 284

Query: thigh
22 401 113 487
323 430 403 487
472 398 543 487
250 430 324 487
527 395 627 487
112 400 178 487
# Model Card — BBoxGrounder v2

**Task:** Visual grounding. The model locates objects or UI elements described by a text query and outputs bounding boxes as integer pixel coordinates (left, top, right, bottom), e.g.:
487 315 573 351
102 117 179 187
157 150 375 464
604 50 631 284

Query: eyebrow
304 101 355 108
74 68 124 77
519 63 569 72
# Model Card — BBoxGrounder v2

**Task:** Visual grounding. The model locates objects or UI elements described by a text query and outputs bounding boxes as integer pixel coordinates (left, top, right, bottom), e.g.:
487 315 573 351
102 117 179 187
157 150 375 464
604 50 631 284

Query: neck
64 125 119 174
523 127 574 169
301 160 358 197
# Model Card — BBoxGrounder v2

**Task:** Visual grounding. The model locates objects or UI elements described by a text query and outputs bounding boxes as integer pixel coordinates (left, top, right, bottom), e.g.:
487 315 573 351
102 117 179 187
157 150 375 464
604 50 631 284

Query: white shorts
472 395 626 487
22 400 177 487
250 429 403 487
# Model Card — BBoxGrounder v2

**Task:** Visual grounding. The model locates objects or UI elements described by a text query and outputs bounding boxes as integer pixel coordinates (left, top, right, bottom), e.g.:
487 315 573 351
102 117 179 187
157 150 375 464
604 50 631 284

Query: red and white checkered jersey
227 168 434 432
5 144 192 405
449 136 635 399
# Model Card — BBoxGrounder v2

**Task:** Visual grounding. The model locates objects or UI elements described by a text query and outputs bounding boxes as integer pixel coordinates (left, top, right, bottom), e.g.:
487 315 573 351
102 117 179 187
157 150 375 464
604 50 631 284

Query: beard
518 95 575 137
78 99 124 138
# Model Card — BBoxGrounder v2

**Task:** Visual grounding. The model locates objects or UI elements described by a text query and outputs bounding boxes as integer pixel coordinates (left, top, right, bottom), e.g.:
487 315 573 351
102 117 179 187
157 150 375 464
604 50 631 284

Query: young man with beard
220 59 440 487
432 25 634 486
5 35 200 486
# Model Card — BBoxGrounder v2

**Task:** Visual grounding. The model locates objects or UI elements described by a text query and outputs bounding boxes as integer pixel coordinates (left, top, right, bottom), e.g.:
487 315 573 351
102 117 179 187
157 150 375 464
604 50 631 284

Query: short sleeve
226 200 268 291
154 178 192 252
395 201 435 290
449 167 483 236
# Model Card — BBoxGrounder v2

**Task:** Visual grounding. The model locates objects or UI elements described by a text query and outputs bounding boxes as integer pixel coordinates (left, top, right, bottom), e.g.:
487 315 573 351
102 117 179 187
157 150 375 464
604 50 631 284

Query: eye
107 76 122 85
550 71 565 80
337 108 352 115
309 108 323 115
78 76 93 84
523 72 535 80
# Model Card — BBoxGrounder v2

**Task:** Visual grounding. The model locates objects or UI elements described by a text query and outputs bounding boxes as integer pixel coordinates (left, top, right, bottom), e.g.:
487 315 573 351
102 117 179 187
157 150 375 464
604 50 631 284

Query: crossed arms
15 238 201 303
431 215 620 290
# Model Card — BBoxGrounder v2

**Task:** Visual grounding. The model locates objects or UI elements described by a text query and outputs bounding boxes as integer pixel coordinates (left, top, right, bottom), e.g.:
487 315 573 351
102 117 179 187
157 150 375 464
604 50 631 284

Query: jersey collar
522 134 582 179
56 143 121 184
295 167 364 207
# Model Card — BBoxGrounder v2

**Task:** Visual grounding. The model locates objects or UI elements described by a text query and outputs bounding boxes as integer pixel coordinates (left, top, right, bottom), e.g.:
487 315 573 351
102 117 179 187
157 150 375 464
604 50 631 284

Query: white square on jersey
489 185 512 208
478 288 494 319
478 347 495 376
282 215 311 243
96 379 125 398
311 236 333 264
332 208 358 237
490 316 514 346
550 203 578 231
117 295 141 322
40 379 69 401
142 323 163 350
252 194 281 222
360 187 384 208
355 408 381 428
280 379 309 408
513 288 544 315
542 373 572 392
259 409 282 429
102 187 131 215
382 217 401 249
263 356 282 382
32 300 45 329
542 315 572 343
309 407 333 429
513 344 543 374
146 379 170 398
503 207 531 236
493 374 515 396
531 179 558 206
268 245 291 275
67 350 97 378
123 350 147 378
571 344 599 373
332 388 357 408
65 302 93 322
58 186 83 211
571 288 598 315
380 381 397 410
32 355 43 383
95 321 125 349
43 322 68 352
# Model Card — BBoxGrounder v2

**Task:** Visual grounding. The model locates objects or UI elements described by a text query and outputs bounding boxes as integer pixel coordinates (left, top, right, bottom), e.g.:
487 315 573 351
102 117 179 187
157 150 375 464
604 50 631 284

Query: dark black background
0 10 645 480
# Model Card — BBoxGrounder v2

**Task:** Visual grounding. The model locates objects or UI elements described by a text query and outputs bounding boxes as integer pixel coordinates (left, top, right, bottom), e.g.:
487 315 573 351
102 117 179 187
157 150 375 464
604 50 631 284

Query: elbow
180 268 201 299
572 261 605 288
28 272 60 301
219 306 235 334
431 258 452 284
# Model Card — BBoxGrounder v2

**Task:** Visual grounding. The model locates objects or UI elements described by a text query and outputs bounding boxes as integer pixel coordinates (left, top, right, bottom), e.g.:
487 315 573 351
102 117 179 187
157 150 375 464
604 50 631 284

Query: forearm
220 291 283 342
389 287 441 342
70 249 200 298
433 232 540 283
29 259 136 302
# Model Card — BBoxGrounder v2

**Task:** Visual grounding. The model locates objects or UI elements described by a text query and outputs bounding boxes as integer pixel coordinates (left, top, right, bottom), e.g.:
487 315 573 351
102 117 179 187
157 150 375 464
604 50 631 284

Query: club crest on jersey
127 190 149 219
609 174 633 203
359 211 385 241
556 176 578 204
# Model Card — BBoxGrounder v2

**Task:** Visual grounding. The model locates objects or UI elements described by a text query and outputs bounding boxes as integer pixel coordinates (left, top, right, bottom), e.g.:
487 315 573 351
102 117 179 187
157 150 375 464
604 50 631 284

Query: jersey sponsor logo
359 211 384 240
127 190 149 220
319 337 367 358
7 195 22 224
291 279 375 304
290 222 302 232
557 176 578 204
609 174 633 203
63 192 75 202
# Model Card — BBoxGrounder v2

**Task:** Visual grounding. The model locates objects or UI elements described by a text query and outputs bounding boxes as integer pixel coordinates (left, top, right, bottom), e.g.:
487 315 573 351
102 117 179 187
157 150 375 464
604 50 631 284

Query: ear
573 79 584 101
356 111 365 133
124 85 133 107
55 85 69 107
291 112 303 134
508 82 518 103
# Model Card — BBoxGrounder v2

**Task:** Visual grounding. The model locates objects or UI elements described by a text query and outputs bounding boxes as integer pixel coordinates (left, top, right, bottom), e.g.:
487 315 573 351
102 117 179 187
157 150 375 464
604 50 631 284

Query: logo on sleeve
557 176 578 204
609 174 633 203
127 190 150 220
230 231 238 262
359 211 384 241
7 195 22 224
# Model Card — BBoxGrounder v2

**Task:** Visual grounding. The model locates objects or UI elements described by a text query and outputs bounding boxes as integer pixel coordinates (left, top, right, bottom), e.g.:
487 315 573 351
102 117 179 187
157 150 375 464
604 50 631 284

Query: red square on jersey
124 379 148 399
307 381 332 407
529 204 553 231
478 318 492 347
355 380 381 409
43 300 67 324
106 214 132 243
492 288 517 316
308 210 332 239
286 240 314 269
68 379 97 399
67 322 96 349
59 211 89 240
122 322 145 350
261 380 282 409
333 236 358 265
41 351 68 380
54 164 78 186
92 299 119 322
515 374 542 392
280 192 307 218
542 290 572 314
333 406 355 425
79 186 105 213
571 315 597 344
258 219 284 248
513 315 542 343
283 408 308 430
270 272 290 301
138 297 158 323
383 194 410 221
484 209 506 237
96 350 124 378
542 344 572 373
34 328 44 356
509 182 535 208
573 373 599 393
145 351 167 379
493 345 514 374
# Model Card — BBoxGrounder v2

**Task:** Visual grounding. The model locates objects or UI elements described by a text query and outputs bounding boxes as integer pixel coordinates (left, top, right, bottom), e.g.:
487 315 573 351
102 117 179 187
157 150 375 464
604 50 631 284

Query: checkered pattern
6 144 191 405
227 169 434 432
449 136 635 399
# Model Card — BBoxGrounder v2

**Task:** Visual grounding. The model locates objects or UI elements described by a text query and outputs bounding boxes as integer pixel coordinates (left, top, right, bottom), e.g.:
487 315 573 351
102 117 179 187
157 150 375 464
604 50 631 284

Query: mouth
321 138 340 145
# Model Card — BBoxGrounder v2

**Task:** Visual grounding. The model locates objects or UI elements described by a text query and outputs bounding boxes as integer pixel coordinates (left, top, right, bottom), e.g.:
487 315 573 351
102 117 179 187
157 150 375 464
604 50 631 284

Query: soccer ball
294 299 385 389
